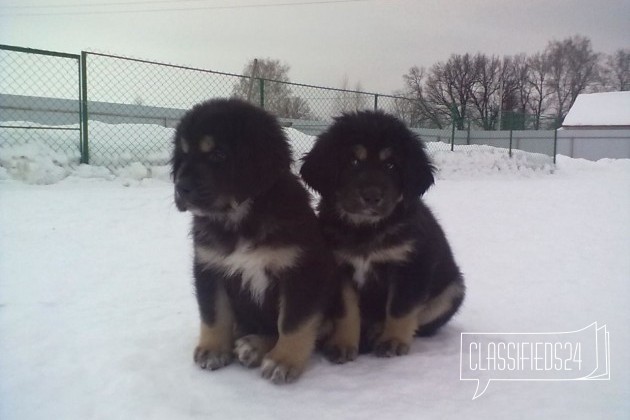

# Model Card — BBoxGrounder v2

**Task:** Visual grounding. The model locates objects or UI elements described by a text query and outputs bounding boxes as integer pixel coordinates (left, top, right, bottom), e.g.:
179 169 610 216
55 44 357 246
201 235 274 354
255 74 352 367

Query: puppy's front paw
322 343 358 364
260 356 303 384
194 345 233 370
234 335 276 368
373 338 410 358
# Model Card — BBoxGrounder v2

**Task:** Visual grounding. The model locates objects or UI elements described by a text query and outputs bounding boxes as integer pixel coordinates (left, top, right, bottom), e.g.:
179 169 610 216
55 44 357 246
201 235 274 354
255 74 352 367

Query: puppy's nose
360 187 383 207
175 179 194 198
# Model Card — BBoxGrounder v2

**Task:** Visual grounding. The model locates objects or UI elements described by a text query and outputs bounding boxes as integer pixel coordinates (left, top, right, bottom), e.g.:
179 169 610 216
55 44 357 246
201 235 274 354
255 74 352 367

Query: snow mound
116 162 150 181
0 142 118 184
73 164 115 180
1 126 557 185
433 145 555 179
284 128 556 179
149 165 172 182
0 142 74 185
555 154 630 174
285 127 317 160
0 165 9 180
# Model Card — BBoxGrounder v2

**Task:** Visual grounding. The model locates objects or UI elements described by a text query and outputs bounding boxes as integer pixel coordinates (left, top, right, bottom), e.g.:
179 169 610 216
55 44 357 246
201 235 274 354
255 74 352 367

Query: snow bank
0 142 75 185
1 124 556 185
433 145 554 179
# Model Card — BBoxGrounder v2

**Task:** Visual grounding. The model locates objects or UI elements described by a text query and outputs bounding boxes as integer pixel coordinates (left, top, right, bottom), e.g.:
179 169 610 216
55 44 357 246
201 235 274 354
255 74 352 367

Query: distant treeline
393 35 629 130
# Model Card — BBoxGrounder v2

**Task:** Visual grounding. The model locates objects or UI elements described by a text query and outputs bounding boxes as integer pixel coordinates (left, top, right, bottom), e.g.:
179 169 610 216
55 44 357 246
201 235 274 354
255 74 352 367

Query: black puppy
300 111 465 358
171 98 340 382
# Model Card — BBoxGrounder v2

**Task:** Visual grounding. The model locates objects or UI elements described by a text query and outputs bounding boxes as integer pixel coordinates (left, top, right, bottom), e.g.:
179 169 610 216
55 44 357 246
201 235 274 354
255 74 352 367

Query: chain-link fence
1 44 559 170
83 52 245 167
0 45 83 163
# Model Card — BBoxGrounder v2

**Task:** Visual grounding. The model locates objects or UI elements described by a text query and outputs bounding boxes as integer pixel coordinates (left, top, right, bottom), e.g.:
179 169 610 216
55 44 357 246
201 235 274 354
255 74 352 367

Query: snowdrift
1 125 555 184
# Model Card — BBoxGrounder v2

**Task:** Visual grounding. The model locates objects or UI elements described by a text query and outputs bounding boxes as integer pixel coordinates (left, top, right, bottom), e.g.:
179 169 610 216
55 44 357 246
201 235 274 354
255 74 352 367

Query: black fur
300 110 465 355
172 99 337 381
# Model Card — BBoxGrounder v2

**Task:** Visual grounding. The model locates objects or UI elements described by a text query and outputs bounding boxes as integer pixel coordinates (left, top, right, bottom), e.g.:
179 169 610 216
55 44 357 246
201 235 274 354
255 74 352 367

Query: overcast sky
1 0 629 94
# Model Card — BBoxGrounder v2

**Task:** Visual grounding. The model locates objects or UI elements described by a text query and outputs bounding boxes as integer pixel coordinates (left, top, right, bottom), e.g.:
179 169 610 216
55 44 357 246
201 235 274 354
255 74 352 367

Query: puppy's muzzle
359 186 384 208
174 178 195 211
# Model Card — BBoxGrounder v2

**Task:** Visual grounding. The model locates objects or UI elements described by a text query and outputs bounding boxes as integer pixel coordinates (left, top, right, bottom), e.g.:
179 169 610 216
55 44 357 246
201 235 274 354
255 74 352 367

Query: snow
0 142 74 184
562 91 630 127
1 129 629 419
0 126 555 185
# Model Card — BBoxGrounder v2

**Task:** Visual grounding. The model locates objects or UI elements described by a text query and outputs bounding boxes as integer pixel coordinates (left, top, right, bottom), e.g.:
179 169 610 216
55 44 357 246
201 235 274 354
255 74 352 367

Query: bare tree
468 54 503 130
275 96 313 120
525 52 553 129
399 66 446 128
399 35 611 130
333 75 370 115
504 54 534 128
601 49 630 91
232 58 313 119
544 35 601 123
425 54 476 129
390 94 422 127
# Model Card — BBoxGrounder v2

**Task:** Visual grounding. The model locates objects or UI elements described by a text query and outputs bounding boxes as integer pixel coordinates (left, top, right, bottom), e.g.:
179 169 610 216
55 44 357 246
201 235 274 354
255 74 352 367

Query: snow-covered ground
0 129 629 419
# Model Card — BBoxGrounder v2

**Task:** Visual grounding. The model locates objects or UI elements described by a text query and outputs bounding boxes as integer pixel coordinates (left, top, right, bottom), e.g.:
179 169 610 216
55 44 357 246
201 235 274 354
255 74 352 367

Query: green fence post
374 94 379 111
466 120 471 145
553 128 558 164
259 78 265 109
76 52 83 162
509 129 513 158
80 51 89 164
450 106 456 152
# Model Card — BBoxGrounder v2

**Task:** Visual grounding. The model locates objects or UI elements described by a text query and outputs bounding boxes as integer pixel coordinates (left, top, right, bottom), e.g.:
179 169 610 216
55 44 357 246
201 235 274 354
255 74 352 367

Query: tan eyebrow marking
200 136 215 153
181 138 190 153
379 148 392 161
353 144 367 161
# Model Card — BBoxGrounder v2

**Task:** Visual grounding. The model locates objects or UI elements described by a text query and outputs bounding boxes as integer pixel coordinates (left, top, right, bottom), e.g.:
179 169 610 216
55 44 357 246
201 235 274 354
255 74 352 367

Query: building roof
563 91 630 128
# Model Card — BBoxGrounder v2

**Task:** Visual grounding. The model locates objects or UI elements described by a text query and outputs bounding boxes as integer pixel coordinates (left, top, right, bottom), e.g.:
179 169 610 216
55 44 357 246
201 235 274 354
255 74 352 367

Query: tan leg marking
323 284 360 363
194 286 235 370
375 308 420 357
261 296 321 383
374 284 420 357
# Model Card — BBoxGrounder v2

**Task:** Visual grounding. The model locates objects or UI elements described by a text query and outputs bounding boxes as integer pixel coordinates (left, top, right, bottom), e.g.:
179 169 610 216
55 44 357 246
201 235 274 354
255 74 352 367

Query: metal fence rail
0 44 560 169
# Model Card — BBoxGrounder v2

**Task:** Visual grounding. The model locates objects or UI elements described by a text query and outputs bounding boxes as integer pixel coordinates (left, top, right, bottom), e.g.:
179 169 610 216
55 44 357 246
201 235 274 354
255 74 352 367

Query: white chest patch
195 241 302 304
334 240 415 288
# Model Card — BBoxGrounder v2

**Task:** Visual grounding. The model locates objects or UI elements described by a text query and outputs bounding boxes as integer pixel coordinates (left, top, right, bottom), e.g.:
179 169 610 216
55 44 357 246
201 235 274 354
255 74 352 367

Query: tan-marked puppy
300 111 465 357
172 99 340 383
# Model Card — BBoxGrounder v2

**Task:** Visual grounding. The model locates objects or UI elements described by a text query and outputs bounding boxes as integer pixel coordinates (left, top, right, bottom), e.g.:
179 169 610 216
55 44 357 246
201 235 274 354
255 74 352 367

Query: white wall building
558 91 630 160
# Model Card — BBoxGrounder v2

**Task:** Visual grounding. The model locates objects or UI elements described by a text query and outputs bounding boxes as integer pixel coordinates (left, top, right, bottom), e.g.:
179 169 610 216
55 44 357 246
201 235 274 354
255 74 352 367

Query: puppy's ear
403 134 435 197
244 127 293 200
300 133 338 195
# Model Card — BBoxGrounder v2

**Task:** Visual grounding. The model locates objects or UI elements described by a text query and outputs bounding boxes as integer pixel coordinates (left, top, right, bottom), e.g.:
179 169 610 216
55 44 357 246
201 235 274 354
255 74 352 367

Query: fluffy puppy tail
415 279 465 337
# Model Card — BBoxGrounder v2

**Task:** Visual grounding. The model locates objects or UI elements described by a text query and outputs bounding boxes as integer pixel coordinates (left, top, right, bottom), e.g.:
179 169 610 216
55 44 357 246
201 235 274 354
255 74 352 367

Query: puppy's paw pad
261 357 302 384
194 345 233 370
374 339 410 358
323 344 358 364
234 336 266 368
